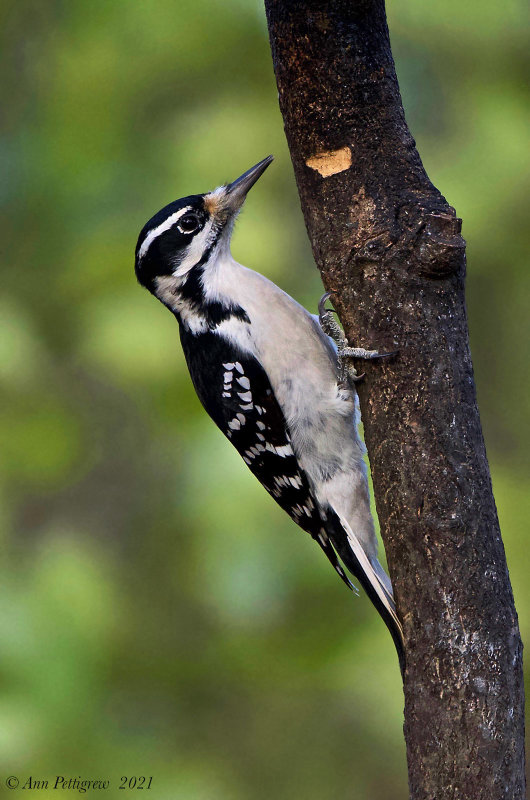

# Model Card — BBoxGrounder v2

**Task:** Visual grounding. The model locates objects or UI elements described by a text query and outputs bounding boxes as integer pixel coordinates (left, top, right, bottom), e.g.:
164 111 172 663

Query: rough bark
264 1 525 797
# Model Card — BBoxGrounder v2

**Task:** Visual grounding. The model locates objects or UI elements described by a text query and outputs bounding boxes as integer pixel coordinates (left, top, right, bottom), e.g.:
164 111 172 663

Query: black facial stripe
178 265 204 305
170 225 249 329
168 220 221 276
195 224 222 267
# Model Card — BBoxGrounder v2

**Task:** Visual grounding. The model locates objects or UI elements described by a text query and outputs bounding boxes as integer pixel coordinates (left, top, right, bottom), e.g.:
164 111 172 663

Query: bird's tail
326 509 405 673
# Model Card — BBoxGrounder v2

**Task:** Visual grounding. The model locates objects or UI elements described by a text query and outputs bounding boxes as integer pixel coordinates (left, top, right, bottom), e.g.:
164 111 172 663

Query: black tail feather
326 510 405 675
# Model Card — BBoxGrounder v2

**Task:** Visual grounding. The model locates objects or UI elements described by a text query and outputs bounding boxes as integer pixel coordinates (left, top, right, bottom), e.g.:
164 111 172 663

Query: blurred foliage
0 0 528 797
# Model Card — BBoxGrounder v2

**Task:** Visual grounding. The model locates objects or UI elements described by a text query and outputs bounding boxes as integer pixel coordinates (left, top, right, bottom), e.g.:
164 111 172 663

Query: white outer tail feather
337 513 404 643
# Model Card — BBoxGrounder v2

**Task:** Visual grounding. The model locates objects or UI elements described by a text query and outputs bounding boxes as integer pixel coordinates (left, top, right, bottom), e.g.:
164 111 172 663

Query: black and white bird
134 156 404 666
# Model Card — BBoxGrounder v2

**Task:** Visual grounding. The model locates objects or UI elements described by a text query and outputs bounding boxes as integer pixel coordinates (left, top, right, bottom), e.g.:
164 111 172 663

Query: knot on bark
412 212 466 279
341 195 466 279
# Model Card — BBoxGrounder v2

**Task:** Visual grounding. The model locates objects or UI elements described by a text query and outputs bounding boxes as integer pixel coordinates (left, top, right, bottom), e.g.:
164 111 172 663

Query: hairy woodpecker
135 156 404 666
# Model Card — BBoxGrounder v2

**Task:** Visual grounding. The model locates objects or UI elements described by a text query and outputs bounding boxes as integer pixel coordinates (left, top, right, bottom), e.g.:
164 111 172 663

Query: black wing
179 328 354 590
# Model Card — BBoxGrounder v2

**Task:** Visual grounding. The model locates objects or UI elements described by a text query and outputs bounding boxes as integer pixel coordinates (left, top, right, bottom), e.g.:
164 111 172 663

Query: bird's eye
178 213 201 234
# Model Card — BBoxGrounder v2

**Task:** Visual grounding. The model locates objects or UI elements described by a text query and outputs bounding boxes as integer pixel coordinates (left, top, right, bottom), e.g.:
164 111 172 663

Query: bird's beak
223 155 274 212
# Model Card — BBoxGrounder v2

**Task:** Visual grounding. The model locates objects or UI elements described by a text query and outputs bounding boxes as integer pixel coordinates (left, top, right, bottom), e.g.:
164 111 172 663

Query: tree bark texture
264 1 525 798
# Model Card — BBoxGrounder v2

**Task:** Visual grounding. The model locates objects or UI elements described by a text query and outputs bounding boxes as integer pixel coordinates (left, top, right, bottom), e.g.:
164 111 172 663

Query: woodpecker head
135 155 273 294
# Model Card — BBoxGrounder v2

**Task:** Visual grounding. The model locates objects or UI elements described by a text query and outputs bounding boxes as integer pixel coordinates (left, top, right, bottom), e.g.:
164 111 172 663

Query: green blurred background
1 1 528 797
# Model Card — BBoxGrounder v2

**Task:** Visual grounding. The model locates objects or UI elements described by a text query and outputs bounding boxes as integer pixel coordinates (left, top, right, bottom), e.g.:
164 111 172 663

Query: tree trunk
263 1 525 797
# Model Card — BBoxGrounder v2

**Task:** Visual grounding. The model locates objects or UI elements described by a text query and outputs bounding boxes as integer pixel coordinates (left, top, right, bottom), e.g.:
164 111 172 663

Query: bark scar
306 146 352 177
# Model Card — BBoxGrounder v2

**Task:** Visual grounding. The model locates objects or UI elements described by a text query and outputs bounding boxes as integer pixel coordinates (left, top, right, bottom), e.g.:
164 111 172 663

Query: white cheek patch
172 218 216 278
138 206 192 260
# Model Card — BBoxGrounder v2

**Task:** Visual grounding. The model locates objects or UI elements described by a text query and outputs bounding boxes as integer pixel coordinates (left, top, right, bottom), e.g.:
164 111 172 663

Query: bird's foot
318 293 347 348
318 292 398 387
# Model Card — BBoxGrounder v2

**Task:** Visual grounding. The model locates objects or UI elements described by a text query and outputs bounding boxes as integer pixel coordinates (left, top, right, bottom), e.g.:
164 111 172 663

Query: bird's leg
318 293 398 386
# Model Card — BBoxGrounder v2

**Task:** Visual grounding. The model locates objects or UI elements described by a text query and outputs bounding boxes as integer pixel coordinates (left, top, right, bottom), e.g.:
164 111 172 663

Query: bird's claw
339 346 400 362
318 292 337 320
350 371 366 383
369 350 399 361
318 292 333 319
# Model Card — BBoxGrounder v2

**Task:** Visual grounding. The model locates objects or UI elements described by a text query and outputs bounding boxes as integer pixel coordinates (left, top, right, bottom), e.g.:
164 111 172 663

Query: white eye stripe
138 206 193 260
